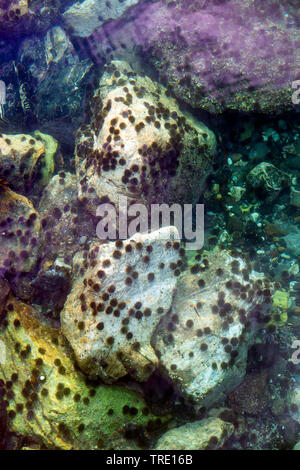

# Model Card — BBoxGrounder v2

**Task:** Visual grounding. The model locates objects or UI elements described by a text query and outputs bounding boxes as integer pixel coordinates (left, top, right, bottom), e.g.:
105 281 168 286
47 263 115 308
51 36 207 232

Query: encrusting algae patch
0 298 170 450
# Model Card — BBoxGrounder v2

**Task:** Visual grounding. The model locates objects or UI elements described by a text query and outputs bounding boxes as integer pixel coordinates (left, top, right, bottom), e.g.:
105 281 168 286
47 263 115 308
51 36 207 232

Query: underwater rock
0 279 10 314
61 226 182 382
44 26 74 67
84 0 299 114
0 0 60 39
17 26 94 145
35 27 94 145
30 257 71 315
32 130 57 186
290 187 300 208
34 171 95 312
289 385 300 425
76 60 216 215
0 297 168 450
246 162 290 201
0 185 40 277
154 417 234 450
0 59 37 131
227 186 246 203
249 142 271 163
63 0 140 37
0 132 54 194
283 230 300 257
38 172 94 262
18 36 47 83
283 138 300 159
153 249 273 410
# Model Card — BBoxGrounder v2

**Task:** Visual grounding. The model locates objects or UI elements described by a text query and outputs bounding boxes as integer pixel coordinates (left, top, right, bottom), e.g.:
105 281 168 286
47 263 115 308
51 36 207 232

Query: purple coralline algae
81 0 300 113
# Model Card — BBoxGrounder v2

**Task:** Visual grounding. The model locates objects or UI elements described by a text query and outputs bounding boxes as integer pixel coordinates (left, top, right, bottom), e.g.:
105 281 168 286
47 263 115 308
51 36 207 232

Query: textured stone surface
0 186 40 277
76 60 216 215
289 385 300 425
153 249 273 410
34 27 93 142
16 26 93 144
0 279 10 315
32 171 95 314
61 226 182 382
0 298 170 450
63 0 140 37
154 417 234 450
38 172 94 262
84 0 299 113
0 0 60 38
246 162 290 201
30 257 71 316
0 133 51 194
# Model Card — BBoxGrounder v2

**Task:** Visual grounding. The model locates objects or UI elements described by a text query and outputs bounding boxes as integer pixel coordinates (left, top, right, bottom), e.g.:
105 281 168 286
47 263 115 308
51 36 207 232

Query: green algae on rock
0 298 170 450
33 131 57 186
154 417 234 450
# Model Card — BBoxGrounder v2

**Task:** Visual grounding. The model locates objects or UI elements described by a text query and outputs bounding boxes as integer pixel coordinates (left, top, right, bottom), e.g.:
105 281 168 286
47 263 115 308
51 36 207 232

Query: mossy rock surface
0 298 170 449
33 131 57 186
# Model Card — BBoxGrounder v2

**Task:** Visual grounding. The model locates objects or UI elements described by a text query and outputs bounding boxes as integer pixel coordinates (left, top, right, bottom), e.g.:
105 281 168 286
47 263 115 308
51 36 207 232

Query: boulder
0 132 56 194
76 60 216 215
0 297 170 450
0 185 40 277
62 0 140 37
0 0 60 39
246 162 290 201
153 249 273 410
154 417 234 450
61 226 182 382
38 172 94 262
83 0 299 114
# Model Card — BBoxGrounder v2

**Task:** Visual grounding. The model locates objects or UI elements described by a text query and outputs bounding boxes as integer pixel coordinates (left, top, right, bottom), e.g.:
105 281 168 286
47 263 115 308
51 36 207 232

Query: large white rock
75 61 216 216
61 226 182 382
153 248 273 410
63 0 140 37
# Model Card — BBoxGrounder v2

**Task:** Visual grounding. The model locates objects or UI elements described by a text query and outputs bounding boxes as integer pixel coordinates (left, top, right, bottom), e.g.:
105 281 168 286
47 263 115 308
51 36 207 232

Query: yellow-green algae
33 131 57 186
0 298 170 450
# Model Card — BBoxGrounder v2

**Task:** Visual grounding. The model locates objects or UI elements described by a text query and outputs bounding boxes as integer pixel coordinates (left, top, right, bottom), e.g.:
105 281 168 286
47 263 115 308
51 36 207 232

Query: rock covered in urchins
38 172 94 262
0 185 40 277
153 248 274 410
0 133 48 194
61 226 183 382
75 61 216 216
0 297 169 450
